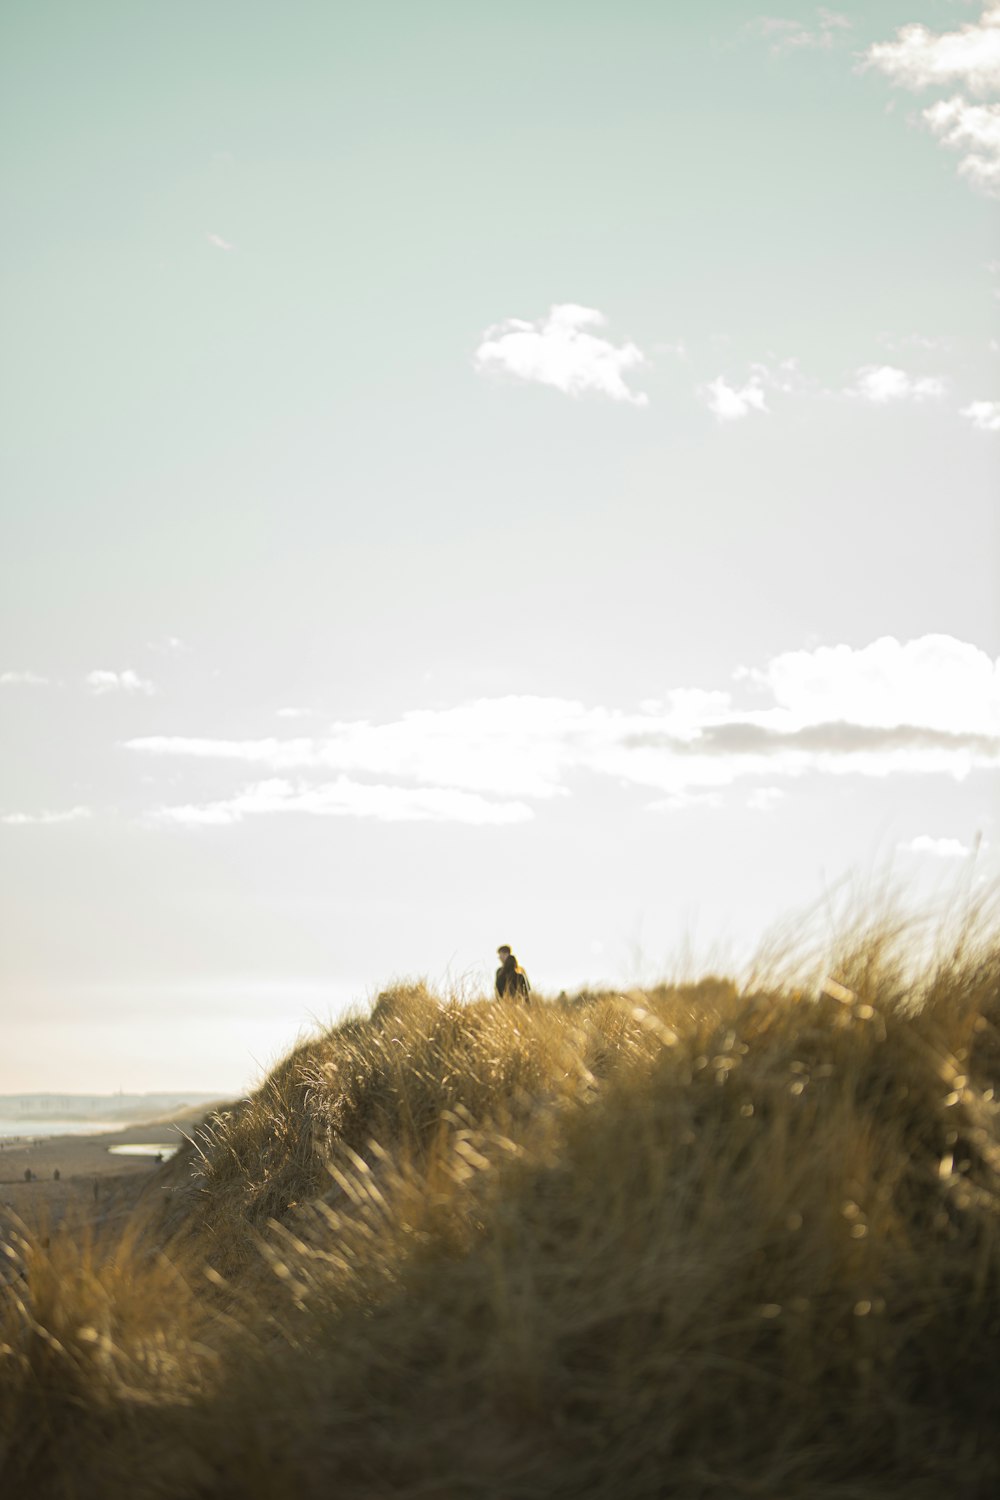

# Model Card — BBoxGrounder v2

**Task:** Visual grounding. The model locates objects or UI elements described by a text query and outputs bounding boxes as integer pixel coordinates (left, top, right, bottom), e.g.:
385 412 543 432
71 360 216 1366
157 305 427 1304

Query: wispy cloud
474 304 648 407
1 671 49 686
148 778 533 828
85 669 155 697
2 806 92 826
647 790 725 814
847 365 947 403
749 8 851 56
960 397 1000 429
146 635 190 656
877 332 954 356
126 636 1000 825
206 232 235 251
864 6 1000 197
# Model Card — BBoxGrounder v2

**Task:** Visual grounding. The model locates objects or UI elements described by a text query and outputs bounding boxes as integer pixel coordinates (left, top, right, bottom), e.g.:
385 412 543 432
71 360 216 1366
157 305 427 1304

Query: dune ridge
2 904 999 1497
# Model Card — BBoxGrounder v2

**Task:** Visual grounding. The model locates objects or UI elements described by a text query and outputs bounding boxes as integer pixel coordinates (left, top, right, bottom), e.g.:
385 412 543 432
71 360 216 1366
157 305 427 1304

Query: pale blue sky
2 2 997 1092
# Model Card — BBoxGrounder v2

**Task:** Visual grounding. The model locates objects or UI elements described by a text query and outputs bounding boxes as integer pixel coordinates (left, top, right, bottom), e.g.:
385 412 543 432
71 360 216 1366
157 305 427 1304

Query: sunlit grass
2 900 999 1497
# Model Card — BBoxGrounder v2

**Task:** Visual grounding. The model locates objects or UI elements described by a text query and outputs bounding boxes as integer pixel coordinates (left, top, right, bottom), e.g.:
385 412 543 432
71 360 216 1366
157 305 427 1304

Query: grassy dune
2 908 1000 1498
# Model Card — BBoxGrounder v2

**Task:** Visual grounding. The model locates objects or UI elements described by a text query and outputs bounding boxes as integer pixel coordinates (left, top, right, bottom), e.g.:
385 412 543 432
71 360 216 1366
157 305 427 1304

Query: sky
1 0 997 1095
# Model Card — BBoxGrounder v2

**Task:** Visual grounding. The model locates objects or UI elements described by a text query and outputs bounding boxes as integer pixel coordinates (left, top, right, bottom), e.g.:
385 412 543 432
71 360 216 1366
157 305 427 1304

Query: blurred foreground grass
3 903 1000 1498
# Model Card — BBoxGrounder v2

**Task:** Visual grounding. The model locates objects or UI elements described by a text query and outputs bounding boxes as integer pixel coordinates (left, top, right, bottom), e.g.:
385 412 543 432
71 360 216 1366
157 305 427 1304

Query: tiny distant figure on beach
495 944 530 1003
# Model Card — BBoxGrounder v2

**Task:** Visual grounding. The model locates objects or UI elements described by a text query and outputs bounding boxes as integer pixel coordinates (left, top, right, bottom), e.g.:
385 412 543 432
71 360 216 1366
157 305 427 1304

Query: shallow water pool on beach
107 1143 178 1160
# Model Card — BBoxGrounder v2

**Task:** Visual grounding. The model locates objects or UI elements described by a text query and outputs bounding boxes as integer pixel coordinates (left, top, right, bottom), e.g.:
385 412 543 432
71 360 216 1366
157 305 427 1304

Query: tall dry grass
2 906 999 1497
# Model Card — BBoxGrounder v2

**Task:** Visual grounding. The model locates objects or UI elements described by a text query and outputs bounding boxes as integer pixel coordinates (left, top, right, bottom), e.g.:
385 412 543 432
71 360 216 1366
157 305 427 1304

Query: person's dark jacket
495 954 530 1002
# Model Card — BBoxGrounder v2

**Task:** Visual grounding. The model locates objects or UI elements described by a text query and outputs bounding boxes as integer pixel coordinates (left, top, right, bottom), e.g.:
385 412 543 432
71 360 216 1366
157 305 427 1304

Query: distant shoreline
0 1119 126 1143
0 1112 209 1229
0 1091 223 1119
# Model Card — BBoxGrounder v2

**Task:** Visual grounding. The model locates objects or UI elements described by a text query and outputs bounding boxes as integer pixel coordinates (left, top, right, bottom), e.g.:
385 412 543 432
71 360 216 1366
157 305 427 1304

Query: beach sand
0 1118 199 1231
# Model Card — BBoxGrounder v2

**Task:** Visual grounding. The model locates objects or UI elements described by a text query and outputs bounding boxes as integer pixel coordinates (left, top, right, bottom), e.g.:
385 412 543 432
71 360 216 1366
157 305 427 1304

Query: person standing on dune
495 944 530 1002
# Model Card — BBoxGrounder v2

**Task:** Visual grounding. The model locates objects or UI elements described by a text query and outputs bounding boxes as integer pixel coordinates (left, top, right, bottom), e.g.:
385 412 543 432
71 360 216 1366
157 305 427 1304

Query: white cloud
741 635 1000 734
900 834 978 859
750 8 852 55
960 397 1000 429
148 777 533 828
864 7 1000 196
2 807 92 826
206 232 235 251
699 372 769 421
126 701 579 801
275 707 314 720
85 669 155 697
847 365 947 403
698 360 808 421
126 636 1000 823
864 8 1000 95
923 96 1000 194
0 671 49 686
473 304 648 406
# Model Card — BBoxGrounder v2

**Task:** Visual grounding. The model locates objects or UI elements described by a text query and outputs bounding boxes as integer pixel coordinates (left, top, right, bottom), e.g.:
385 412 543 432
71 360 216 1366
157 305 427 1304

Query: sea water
0 1119 124 1143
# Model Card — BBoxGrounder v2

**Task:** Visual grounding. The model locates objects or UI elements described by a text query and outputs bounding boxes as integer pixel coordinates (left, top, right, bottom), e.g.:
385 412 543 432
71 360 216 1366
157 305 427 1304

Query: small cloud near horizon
147 777 533 828
474 304 649 407
2 806 92 827
85 669 156 697
847 365 947 403
699 371 770 421
698 360 804 421
960 397 1000 429
1 671 50 686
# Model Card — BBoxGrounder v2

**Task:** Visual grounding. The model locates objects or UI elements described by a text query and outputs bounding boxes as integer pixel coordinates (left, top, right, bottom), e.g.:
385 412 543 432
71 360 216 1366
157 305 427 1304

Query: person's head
497 944 511 960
